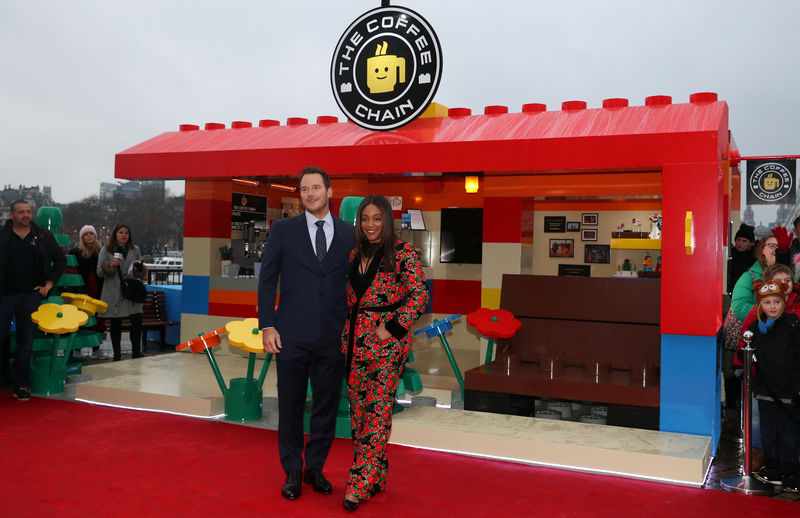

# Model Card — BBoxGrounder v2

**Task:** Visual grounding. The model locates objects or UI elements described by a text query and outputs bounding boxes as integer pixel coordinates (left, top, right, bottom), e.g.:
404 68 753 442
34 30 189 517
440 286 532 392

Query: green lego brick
56 274 84 287
401 366 423 393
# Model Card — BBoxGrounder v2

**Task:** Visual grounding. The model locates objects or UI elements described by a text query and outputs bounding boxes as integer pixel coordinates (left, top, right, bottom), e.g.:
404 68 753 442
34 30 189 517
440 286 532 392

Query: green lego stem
437 331 465 400
483 315 499 365
246 353 256 380
484 338 495 365
203 347 228 396
257 353 273 389
62 332 78 369
244 353 257 397
48 333 60 378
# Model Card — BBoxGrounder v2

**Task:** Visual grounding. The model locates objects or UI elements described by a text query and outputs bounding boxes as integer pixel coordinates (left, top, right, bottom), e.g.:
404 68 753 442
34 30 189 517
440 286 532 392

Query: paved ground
704 411 799 502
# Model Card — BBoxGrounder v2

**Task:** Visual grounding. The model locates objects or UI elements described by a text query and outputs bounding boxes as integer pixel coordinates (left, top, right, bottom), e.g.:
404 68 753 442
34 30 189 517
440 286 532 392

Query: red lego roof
115 93 728 180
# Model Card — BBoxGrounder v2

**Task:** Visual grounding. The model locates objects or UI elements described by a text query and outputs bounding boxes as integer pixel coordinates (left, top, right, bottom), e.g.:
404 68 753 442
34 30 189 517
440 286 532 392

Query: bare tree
61 190 184 255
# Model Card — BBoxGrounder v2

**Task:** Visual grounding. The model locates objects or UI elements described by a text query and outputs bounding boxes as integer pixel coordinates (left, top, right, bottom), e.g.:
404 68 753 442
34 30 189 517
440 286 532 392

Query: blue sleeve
257 222 283 329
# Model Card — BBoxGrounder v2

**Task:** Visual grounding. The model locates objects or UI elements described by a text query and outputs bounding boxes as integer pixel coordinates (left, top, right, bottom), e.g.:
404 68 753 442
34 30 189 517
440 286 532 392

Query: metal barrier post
721 330 773 495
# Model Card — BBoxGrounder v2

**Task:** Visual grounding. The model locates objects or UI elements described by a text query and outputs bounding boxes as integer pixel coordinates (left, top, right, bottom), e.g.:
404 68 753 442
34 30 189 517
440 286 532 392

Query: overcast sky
1 0 798 220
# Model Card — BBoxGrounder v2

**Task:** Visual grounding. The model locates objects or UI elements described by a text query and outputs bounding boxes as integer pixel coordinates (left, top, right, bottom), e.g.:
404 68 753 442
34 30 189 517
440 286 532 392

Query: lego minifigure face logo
331 5 442 131
367 41 405 94
747 160 794 204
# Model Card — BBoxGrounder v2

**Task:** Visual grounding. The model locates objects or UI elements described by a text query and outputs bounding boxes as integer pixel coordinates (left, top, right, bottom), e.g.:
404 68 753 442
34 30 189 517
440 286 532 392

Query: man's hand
262 327 282 354
34 281 53 297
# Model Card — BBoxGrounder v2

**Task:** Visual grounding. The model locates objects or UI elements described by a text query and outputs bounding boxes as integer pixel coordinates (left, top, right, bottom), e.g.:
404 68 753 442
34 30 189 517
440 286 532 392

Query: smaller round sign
749 162 793 203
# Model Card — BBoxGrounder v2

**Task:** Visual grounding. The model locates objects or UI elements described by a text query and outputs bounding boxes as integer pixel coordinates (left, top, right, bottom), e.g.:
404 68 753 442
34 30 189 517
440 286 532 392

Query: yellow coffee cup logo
367 41 406 94
762 173 779 191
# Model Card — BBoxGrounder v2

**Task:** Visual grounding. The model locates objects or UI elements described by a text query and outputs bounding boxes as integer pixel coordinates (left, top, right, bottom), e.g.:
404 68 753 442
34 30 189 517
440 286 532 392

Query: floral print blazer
341 240 429 361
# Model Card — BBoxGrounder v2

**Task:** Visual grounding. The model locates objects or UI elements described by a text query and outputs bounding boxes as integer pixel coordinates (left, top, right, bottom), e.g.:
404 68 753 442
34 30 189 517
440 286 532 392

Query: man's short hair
299 166 330 190
10 200 31 213
793 215 800 229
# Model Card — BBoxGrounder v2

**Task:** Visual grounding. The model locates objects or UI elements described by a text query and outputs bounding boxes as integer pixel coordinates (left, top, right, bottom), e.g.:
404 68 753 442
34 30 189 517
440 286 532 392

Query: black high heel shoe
343 496 359 512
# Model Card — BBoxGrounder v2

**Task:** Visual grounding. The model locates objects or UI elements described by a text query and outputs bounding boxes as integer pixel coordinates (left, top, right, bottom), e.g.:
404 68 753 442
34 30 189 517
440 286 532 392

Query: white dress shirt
305 210 334 256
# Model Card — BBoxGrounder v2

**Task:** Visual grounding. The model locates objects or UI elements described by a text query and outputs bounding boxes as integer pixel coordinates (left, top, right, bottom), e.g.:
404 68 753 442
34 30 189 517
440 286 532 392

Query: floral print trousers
345 338 407 500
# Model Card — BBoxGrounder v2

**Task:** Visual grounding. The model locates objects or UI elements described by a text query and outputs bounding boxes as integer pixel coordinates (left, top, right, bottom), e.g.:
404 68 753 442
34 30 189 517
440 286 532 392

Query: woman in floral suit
341 195 429 511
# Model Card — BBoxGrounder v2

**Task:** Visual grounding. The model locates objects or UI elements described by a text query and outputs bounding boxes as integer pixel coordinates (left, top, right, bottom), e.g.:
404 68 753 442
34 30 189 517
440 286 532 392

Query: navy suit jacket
258 213 355 345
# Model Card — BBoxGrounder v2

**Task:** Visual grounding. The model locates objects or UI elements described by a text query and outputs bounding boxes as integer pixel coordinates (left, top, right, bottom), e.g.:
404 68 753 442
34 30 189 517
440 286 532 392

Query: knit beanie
753 279 788 320
754 279 788 304
79 225 97 240
734 223 755 242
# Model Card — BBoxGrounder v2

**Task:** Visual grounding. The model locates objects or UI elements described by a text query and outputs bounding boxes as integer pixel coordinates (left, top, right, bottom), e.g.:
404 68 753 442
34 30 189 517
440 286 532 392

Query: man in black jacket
0 200 66 399
727 223 756 294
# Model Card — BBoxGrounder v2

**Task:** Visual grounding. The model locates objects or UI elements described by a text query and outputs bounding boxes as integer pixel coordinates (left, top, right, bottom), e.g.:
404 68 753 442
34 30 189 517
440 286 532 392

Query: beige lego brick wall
533 211 661 276
183 237 231 277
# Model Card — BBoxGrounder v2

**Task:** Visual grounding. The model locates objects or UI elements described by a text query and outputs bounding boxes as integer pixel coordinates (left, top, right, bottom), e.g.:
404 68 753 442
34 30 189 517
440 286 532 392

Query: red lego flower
467 308 521 339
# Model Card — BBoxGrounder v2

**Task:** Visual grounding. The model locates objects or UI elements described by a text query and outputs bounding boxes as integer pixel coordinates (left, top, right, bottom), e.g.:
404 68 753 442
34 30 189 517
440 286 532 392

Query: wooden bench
464 274 661 428
98 290 179 352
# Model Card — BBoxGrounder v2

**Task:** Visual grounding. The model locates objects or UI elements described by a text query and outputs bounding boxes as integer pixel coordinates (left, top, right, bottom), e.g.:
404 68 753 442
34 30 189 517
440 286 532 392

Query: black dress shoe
303 468 332 494
281 471 303 500
343 498 359 512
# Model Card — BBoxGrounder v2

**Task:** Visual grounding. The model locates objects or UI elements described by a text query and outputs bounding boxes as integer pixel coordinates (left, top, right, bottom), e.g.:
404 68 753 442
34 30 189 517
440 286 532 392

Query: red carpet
0 394 795 517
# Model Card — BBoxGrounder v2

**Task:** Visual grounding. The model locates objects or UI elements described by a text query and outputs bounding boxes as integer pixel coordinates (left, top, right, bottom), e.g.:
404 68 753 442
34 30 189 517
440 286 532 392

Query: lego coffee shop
109 3 742 487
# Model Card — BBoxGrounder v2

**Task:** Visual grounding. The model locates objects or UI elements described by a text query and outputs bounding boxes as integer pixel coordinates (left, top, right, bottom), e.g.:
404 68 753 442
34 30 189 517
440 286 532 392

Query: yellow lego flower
225 318 264 353
31 303 88 334
60 292 109 316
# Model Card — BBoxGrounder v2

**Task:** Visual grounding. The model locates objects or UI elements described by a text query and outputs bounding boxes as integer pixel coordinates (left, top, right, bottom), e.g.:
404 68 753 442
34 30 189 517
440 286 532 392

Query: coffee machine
230 221 266 276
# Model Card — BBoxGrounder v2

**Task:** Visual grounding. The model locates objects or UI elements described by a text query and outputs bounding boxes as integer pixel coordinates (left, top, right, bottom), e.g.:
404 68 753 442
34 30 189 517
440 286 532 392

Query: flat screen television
440 208 483 264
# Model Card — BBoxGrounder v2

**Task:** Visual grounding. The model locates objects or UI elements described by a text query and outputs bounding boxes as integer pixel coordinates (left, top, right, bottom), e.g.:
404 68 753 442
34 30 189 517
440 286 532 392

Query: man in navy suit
258 166 354 501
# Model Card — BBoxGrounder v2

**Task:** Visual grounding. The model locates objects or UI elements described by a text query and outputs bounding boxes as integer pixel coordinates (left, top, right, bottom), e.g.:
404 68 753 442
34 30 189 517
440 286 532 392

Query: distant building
741 205 755 226
100 180 165 199
754 223 772 239
99 182 118 199
0 184 54 222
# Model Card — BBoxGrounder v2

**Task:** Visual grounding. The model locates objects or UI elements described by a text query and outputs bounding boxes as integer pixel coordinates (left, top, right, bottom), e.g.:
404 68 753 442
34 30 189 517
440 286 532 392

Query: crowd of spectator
725 219 800 492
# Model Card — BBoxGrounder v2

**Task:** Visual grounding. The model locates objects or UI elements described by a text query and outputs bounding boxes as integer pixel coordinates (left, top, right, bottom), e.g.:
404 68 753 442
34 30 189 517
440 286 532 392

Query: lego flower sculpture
467 308 521 365
176 318 271 417
31 303 88 334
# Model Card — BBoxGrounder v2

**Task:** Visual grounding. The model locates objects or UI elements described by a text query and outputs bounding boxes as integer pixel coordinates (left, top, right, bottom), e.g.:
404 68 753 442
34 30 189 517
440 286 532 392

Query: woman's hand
371 324 392 342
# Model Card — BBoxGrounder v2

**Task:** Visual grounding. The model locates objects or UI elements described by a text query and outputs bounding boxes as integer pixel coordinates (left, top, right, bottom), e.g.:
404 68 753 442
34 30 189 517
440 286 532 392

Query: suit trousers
0 291 42 388
276 339 345 473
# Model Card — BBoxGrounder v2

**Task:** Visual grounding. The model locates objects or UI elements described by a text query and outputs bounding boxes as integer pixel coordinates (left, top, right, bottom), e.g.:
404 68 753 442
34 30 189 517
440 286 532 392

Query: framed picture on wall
581 229 598 241
566 221 580 232
406 209 426 230
558 264 590 277
584 244 610 264
582 213 598 225
544 216 567 233
549 238 574 257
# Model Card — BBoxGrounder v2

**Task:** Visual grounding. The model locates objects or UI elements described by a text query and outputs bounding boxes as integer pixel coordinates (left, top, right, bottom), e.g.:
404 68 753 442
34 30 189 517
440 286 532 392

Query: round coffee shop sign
331 5 443 131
